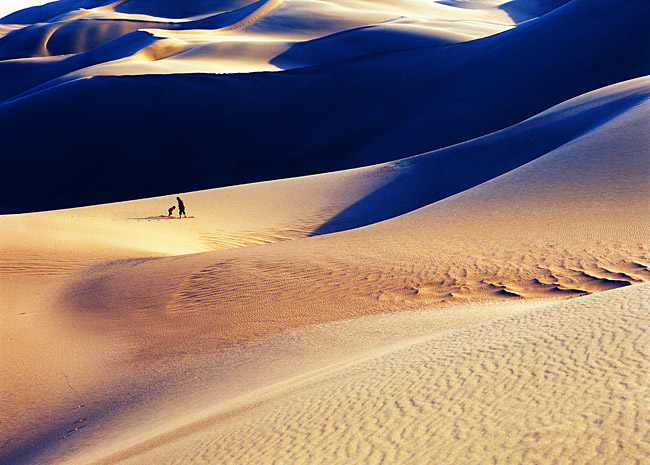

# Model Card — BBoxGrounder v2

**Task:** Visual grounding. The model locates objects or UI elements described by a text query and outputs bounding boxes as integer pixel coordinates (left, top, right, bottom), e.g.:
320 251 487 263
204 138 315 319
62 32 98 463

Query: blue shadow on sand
309 89 649 236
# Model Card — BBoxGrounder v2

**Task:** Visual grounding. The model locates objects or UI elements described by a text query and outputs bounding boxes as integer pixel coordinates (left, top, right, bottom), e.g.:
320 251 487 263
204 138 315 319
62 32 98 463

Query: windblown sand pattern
0 0 649 464
103 284 650 465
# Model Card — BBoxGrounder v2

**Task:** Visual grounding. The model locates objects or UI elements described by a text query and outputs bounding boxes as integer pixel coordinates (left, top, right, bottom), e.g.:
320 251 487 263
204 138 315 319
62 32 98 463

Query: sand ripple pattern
59 239 649 355
0 253 102 277
165 244 650 316
127 284 650 465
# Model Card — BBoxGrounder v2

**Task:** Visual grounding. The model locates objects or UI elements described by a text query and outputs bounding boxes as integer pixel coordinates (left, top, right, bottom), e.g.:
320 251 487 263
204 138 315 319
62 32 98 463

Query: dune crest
7 0 648 212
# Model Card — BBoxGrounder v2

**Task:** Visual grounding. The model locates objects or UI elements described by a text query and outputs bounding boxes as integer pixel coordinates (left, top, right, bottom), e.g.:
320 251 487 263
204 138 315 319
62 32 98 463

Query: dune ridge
1 0 648 213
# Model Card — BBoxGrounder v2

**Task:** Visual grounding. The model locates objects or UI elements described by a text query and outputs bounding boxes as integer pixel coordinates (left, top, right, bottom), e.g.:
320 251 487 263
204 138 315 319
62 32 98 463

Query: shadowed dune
0 0 282 60
0 0 260 24
310 77 650 234
1 0 648 213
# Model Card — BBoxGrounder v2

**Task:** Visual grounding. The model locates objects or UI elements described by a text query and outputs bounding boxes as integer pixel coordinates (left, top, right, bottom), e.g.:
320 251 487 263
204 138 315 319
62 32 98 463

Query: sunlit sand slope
101 282 650 465
2 76 647 267
50 85 650 351
2 73 647 464
5 282 647 464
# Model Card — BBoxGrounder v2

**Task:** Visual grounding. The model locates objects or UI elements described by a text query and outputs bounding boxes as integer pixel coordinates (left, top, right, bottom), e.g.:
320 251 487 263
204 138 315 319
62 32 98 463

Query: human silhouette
177 197 186 218
167 205 176 217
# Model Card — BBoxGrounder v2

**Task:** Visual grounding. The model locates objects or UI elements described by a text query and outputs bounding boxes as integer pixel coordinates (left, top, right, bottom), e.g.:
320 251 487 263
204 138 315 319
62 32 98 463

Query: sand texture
95 284 650 465
1 0 649 464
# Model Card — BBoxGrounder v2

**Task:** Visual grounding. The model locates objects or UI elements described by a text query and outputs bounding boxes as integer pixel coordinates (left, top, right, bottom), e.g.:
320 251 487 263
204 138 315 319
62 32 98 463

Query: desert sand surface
1 0 649 464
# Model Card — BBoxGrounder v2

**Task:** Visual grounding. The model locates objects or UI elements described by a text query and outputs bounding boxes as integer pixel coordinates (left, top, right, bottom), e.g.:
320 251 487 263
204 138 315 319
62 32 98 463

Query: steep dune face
1 0 648 213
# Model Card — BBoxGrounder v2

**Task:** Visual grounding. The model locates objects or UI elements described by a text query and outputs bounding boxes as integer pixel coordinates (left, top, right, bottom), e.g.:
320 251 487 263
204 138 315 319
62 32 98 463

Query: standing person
167 205 176 217
177 196 187 218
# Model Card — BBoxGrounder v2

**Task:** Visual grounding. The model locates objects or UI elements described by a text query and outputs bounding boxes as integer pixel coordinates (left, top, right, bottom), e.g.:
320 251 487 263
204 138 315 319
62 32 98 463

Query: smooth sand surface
1 0 649 464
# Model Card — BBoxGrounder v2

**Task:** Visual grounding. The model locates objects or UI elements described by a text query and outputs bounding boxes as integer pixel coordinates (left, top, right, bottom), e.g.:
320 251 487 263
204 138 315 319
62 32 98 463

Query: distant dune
1 0 648 213
0 1 648 464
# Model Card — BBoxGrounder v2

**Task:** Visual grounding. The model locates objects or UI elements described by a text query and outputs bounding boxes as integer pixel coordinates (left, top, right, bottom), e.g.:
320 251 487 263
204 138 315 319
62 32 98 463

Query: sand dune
1 0 649 464
0 0 515 76
2 74 649 464
2 76 647 257
24 78 648 344
84 283 650 465
2 0 648 212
